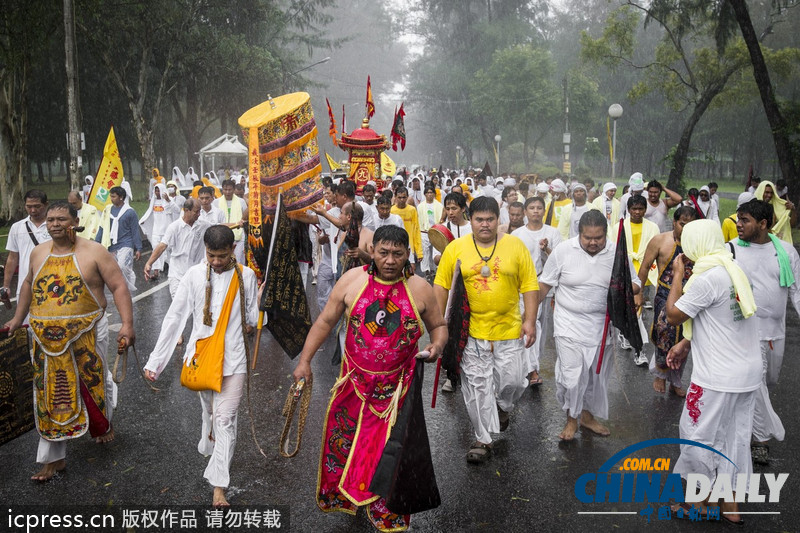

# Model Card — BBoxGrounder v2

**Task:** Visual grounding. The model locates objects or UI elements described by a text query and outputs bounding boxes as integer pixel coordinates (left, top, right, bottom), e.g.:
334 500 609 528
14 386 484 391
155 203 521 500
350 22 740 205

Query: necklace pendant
481 264 491 278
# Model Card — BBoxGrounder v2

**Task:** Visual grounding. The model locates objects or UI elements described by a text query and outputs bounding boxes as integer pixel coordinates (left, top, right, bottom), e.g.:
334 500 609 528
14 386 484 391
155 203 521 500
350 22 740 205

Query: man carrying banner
144 225 257 507
620 195 660 366
67 191 100 240
293 225 447 531
4 201 134 481
665 219 760 524
96 186 141 293
434 197 538 462
636 206 697 397
538 210 640 441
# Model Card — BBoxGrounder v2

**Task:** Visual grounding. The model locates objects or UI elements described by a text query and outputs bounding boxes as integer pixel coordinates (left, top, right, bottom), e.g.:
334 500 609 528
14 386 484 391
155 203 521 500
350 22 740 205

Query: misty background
2 0 799 221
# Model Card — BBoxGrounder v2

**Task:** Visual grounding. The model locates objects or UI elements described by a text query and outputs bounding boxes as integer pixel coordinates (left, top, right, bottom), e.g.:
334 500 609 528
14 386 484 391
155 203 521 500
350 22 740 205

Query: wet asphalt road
1 251 799 533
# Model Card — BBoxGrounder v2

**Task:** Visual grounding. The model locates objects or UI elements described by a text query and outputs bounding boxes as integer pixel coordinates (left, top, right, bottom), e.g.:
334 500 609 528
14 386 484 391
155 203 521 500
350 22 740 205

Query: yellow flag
381 152 396 177
325 152 341 172
88 127 124 210
607 116 613 162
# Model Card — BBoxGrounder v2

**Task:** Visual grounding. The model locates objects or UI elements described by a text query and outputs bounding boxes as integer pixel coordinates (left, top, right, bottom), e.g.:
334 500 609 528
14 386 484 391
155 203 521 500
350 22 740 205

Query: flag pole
597 218 626 375
251 310 265 370
431 358 442 408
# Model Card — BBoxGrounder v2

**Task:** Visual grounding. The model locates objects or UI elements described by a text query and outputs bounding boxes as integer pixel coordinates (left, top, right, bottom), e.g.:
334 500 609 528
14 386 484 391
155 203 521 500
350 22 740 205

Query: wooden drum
428 224 455 253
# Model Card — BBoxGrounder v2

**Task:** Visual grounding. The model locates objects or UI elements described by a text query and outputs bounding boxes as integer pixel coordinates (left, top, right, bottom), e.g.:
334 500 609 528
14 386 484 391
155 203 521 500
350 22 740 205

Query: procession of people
2 157 799 530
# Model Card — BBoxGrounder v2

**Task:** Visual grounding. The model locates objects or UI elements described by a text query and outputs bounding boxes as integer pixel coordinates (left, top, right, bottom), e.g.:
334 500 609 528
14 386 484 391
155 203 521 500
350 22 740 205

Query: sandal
529 376 543 386
466 442 492 464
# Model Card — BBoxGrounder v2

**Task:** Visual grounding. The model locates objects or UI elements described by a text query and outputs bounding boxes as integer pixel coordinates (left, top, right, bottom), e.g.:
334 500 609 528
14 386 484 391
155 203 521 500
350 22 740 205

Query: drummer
433 192 472 266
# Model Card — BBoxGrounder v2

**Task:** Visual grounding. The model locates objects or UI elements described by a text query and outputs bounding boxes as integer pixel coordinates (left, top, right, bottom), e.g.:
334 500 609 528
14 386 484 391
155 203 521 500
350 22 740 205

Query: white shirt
168 194 185 221
512 224 562 274
374 213 404 229
645 199 669 232
357 200 376 231
317 207 342 264
199 205 227 224
730 239 800 341
160 218 211 280
6 217 51 295
145 263 258 378
538 237 639 345
675 266 761 392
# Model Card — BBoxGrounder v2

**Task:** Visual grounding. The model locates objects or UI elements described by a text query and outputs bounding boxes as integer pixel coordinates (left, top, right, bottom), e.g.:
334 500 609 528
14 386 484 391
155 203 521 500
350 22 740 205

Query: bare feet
95 426 115 444
31 459 66 482
580 411 610 436
213 487 229 507
177 335 184 346
559 417 578 441
653 377 666 393
720 500 742 524
670 385 687 397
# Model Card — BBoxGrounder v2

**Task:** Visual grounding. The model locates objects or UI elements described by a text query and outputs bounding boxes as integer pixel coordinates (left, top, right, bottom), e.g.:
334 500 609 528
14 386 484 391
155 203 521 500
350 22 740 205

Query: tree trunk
522 129 530 169
0 64 29 222
728 0 798 195
64 0 82 192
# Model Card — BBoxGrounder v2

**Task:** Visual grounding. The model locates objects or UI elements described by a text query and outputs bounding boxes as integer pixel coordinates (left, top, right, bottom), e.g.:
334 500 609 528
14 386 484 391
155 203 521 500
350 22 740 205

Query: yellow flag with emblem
325 152 341 172
381 152 396 177
88 127 124 210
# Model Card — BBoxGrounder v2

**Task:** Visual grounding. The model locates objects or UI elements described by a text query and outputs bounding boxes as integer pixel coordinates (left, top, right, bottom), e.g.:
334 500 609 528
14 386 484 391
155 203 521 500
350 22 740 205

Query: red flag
326 98 338 146
391 102 406 151
365 76 375 119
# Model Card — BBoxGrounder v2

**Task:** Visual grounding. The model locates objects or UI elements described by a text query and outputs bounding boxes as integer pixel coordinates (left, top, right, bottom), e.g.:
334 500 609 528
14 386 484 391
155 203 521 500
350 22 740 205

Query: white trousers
752 340 785 442
460 336 527 444
198 373 246 488
37 315 114 464
316 260 335 314
761 338 785 386
554 336 613 420
169 276 181 299
151 234 166 270
113 247 137 293
519 297 543 373
420 233 436 274
674 385 755 492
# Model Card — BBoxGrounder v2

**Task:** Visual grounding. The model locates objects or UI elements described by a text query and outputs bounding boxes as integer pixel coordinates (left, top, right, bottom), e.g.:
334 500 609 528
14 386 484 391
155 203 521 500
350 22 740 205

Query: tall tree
0 0 59 221
582 3 756 190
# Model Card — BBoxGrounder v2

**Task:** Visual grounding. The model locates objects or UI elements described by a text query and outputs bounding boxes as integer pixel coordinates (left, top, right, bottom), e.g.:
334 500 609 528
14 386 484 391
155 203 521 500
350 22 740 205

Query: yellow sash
180 271 240 392
219 196 243 240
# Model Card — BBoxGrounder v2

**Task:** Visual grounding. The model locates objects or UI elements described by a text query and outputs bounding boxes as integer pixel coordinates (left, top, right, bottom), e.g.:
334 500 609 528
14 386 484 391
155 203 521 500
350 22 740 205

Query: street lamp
290 56 330 76
456 145 461 169
608 104 623 180
494 135 501 175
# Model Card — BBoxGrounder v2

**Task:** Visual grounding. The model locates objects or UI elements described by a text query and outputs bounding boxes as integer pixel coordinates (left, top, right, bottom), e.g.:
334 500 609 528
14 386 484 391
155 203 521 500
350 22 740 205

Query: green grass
683 178 747 194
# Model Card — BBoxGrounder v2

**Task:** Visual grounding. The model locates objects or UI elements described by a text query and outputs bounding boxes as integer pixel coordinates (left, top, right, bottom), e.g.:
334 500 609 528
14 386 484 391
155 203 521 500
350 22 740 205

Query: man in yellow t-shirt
434 196 539 464
543 178 572 228
392 186 424 268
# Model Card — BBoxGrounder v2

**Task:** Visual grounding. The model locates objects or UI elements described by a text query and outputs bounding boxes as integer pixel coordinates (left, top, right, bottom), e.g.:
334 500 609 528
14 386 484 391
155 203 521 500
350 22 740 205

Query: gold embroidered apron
29 251 106 441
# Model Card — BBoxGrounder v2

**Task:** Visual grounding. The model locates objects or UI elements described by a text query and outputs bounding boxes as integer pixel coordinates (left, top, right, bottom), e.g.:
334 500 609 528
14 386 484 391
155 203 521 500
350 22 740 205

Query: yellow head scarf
680 219 756 339
754 180 792 244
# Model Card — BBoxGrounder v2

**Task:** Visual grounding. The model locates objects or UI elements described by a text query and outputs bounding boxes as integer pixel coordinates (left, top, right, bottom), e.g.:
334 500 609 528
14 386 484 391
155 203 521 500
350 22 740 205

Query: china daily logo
573 439 788 522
